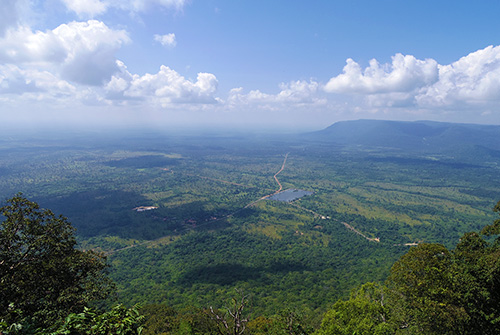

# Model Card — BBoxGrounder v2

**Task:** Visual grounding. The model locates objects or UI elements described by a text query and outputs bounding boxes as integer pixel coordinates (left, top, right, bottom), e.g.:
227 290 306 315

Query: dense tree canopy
314 282 391 335
0 194 114 330
3 193 500 334
51 304 145 335
316 200 500 335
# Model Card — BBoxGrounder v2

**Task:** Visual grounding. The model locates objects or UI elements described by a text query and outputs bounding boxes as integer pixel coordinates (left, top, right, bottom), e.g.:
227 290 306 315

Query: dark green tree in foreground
51 304 144 335
314 282 392 335
316 200 500 335
389 202 500 335
0 194 114 330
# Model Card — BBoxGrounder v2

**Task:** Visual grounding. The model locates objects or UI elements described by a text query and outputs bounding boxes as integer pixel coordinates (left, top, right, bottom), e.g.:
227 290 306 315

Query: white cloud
61 0 107 17
277 80 322 103
106 64 219 105
104 61 134 99
325 54 438 94
0 20 130 86
55 21 129 85
0 26 65 64
0 65 40 94
0 17 219 107
126 0 187 12
417 45 500 106
325 46 500 112
0 64 75 98
227 80 325 110
0 0 30 36
154 33 176 47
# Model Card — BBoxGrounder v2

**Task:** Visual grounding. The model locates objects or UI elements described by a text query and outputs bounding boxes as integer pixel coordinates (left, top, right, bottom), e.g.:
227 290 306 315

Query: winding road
105 152 378 255
244 152 290 208
271 152 289 195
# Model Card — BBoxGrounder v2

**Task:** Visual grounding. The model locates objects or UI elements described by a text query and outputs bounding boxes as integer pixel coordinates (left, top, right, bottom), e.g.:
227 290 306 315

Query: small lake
267 189 313 202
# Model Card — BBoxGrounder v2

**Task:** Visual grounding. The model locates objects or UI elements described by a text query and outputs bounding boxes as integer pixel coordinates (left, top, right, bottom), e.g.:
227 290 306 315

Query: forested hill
306 119 500 152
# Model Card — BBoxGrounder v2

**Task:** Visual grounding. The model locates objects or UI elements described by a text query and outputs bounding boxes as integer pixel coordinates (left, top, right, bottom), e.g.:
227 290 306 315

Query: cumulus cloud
61 0 108 17
55 21 129 85
0 65 40 94
154 33 176 47
0 0 30 36
0 64 75 97
0 17 219 107
106 64 218 105
325 54 439 94
227 80 325 109
417 45 500 106
276 80 323 103
0 20 130 86
325 46 500 111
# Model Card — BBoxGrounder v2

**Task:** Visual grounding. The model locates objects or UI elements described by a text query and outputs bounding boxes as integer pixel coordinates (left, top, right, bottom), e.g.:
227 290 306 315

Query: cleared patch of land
267 188 313 202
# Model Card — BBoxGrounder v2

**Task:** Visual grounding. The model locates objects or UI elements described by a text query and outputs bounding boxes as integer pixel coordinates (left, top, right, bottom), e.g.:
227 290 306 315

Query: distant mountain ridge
307 119 500 152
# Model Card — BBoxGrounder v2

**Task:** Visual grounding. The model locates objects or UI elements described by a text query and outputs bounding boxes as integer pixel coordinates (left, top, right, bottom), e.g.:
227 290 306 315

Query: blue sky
2 0 500 131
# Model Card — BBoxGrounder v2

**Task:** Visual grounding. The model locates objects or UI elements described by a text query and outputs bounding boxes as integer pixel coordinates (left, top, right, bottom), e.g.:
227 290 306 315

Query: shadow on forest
35 193 232 240
34 189 152 238
178 260 308 286
232 207 258 219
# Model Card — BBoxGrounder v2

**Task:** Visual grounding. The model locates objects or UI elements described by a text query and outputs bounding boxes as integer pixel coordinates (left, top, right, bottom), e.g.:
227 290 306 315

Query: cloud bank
324 46 500 110
0 18 219 108
224 46 500 120
0 20 129 86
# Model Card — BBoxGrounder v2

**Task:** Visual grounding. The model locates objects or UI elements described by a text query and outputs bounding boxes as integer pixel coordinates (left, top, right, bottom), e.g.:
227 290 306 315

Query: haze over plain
1 0 500 131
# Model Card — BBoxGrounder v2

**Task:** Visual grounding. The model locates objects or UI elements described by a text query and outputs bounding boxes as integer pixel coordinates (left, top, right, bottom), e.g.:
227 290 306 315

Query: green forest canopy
2 195 500 334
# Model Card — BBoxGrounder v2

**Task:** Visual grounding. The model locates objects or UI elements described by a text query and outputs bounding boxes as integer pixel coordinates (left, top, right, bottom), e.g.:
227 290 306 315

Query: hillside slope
306 119 500 153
